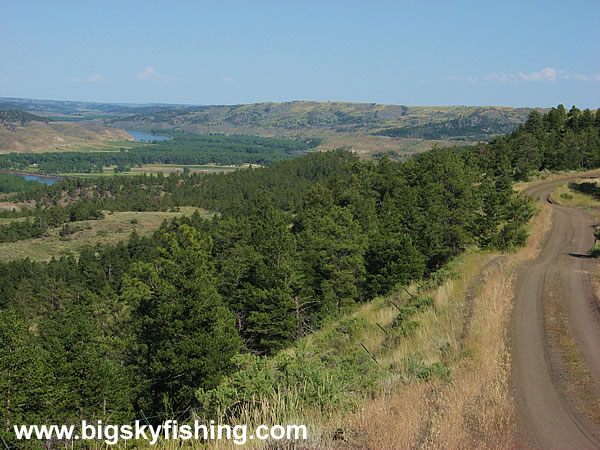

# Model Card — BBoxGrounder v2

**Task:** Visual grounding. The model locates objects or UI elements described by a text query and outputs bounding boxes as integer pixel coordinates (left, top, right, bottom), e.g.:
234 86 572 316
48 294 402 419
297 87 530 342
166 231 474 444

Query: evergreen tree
122 225 242 415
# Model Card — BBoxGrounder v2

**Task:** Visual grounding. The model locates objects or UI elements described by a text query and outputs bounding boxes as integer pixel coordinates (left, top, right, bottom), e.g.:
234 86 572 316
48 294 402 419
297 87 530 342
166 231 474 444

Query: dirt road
512 177 600 448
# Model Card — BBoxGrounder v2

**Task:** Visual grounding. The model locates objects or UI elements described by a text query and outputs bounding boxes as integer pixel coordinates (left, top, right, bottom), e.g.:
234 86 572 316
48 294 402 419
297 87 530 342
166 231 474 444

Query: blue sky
1 0 598 107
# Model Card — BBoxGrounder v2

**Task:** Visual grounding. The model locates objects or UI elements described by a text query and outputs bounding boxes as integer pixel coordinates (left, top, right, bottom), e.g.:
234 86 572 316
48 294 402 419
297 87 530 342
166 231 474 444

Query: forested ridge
374 114 520 141
0 105 599 445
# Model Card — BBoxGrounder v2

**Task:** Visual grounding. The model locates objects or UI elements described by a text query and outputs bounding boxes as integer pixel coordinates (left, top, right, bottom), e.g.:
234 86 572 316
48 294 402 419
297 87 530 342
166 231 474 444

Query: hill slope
106 101 539 156
0 111 132 153
108 101 535 135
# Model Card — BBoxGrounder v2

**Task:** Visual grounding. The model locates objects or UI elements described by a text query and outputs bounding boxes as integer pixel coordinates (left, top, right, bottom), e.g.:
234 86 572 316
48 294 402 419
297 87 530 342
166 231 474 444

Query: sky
1 0 599 108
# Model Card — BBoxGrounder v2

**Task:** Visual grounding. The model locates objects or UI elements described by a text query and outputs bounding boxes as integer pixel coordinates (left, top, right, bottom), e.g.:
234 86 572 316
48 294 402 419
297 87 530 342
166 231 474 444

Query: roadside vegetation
550 181 600 209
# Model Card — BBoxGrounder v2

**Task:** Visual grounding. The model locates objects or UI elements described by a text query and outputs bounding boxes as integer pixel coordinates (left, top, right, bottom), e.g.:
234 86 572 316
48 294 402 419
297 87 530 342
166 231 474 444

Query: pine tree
0 310 53 444
122 225 242 415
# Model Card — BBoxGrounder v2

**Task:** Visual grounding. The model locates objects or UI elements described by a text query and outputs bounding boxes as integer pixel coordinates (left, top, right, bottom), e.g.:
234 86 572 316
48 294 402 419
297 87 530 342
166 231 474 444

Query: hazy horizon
1 0 599 108
0 95 557 109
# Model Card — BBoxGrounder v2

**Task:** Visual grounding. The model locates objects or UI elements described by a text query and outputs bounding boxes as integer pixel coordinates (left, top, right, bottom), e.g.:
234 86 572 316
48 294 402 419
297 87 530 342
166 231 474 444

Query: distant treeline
0 133 321 173
375 115 521 140
0 105 599 445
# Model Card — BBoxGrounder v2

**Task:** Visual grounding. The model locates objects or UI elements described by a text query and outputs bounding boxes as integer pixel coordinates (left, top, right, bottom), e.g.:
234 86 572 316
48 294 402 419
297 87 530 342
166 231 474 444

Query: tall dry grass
347 196 553 449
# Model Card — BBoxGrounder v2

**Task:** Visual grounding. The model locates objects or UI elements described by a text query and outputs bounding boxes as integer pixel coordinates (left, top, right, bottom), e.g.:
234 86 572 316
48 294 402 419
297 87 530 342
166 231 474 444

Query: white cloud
475 67 596 84
137 66 180 82
517 67 557 82
561 73 589 81
137 66 157 81
223 76 233 83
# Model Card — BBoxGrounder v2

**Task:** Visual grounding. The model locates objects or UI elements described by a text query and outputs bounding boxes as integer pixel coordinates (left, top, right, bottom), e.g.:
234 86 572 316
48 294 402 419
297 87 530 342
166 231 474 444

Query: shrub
405 357 451 381
196 341 378 419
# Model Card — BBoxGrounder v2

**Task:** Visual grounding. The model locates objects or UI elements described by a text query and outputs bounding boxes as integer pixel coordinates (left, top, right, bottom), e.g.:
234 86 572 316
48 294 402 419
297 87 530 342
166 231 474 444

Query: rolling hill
106 101 536 136
107 102 540 157
0 109 132 153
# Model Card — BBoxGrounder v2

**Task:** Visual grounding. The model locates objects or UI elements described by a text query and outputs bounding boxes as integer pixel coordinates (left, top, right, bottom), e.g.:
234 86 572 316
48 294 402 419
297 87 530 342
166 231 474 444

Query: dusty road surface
512 176 600 448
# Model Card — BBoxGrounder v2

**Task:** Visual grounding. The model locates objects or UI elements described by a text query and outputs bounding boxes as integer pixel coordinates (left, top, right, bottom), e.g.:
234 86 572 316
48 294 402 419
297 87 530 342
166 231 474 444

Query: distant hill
0 97 542 156
0 115 132 153
0 109 49 125
105 101 539 157
105 101 537 135
0 97 179 120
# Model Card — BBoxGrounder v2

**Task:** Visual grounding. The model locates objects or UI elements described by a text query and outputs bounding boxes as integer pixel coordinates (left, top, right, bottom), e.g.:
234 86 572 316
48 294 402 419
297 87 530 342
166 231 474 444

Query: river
22 174 60 185
126 130 171 142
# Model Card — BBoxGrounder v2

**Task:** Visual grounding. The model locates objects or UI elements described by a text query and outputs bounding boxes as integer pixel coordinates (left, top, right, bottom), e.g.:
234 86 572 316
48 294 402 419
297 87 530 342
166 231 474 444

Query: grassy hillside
0 207 210 261
0 97 178 119
107 102 535 134
0 119 133 153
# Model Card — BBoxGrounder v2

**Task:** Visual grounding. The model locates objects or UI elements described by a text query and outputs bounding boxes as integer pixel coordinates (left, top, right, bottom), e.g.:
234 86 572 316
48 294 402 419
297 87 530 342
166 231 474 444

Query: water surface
22 175 60 185
127 130 170 142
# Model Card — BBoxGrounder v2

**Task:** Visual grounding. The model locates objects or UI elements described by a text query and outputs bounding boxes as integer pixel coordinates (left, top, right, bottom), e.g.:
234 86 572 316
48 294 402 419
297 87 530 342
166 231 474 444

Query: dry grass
0 207 210 262
314 132 457 159
348 253 515 448
346 193 553 449
0 200 34 213
513 169 600 193
0 120 133 154
549 180 600 212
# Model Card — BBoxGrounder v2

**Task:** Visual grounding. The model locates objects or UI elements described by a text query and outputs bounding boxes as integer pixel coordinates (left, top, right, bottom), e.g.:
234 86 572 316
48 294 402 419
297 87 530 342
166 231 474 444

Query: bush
405 358 451 381
196 341 378 418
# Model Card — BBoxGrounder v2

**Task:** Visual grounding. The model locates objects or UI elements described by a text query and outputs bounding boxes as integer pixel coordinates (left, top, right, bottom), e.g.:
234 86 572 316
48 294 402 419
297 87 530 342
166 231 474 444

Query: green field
0 207 212 261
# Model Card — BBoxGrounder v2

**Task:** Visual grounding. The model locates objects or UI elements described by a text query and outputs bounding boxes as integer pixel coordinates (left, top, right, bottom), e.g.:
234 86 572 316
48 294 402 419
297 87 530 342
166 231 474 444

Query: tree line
0 133 320 174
